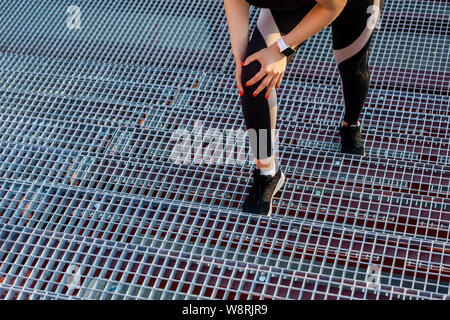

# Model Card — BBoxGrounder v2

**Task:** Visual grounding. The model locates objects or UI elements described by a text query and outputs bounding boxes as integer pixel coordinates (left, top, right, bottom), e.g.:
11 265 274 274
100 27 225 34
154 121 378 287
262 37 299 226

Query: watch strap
276 37 295 57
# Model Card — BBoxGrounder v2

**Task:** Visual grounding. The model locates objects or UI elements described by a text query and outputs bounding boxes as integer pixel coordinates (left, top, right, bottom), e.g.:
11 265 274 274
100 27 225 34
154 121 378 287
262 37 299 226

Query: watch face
282 47 295 56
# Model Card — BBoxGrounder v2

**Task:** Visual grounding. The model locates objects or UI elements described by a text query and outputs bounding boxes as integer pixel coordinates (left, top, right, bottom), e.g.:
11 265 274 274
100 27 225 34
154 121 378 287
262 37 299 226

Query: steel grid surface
0 0 449 300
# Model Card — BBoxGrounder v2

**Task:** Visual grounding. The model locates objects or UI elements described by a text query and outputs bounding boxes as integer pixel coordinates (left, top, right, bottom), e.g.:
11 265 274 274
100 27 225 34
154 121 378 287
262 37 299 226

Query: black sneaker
242 166 286 216
339 124 366 156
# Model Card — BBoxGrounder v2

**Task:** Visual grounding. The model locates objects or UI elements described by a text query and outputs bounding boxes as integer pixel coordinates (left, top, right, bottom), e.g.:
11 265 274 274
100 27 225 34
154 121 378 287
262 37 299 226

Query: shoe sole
266 170 286 217
340 149 366 156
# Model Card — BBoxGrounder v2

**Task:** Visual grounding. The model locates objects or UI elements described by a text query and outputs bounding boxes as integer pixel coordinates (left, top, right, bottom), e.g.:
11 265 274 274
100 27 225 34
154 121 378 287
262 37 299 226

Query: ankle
260 165 276 176
256 159 276 176
342 120 360 127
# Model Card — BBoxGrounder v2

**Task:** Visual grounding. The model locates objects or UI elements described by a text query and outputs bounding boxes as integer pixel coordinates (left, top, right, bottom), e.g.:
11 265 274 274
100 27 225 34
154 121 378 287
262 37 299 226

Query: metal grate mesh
0 0 449 300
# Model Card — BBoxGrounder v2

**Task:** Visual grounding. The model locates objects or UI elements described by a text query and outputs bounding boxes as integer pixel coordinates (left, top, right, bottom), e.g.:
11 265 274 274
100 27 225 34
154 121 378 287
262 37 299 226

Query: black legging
240 0 383 160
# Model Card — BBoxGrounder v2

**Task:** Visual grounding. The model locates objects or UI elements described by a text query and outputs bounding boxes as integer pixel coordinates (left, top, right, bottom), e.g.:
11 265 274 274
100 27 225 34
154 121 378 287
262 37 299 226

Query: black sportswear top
245 0 317 11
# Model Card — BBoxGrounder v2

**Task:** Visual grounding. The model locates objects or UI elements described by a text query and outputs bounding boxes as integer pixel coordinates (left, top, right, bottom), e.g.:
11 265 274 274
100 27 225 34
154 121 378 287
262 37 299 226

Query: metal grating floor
0 0 449 300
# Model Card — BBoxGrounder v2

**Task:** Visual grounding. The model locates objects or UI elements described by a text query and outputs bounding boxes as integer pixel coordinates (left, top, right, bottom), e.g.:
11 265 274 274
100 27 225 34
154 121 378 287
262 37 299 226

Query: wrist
270 42 284 59
275 36 296 57
282 35 296 49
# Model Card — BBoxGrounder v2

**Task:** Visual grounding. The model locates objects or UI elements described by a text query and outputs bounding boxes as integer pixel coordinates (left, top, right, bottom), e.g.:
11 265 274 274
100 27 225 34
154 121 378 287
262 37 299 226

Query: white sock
260 163 276 177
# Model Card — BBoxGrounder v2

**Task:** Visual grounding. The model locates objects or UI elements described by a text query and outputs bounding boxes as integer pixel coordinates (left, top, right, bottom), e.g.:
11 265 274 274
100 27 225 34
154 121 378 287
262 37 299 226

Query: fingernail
265 95 268 99
253 92 257 97
245 83 249 87
242 62 245 66
239 91 243 96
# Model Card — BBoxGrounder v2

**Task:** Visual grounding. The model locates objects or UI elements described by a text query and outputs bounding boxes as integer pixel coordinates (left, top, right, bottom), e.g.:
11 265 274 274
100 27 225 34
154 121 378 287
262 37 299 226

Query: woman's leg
332 0 384 127
240 5 315 215
240 5 315 175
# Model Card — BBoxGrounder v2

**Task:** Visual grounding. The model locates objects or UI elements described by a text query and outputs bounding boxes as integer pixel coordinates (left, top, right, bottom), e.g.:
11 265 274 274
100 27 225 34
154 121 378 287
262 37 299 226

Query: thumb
242 53 258 66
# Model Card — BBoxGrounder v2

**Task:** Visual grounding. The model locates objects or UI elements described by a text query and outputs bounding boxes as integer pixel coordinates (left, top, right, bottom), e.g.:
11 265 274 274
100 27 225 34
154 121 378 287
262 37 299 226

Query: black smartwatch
276 36 296 57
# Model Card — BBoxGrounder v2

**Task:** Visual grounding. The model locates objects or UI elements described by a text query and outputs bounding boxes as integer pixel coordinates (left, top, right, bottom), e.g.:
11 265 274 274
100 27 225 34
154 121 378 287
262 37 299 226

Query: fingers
241 49 285 98
253 73 273 97
242 52 265 88
245 68 266 88
265 75 279 99
276 72 284 89
242 52 258 67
